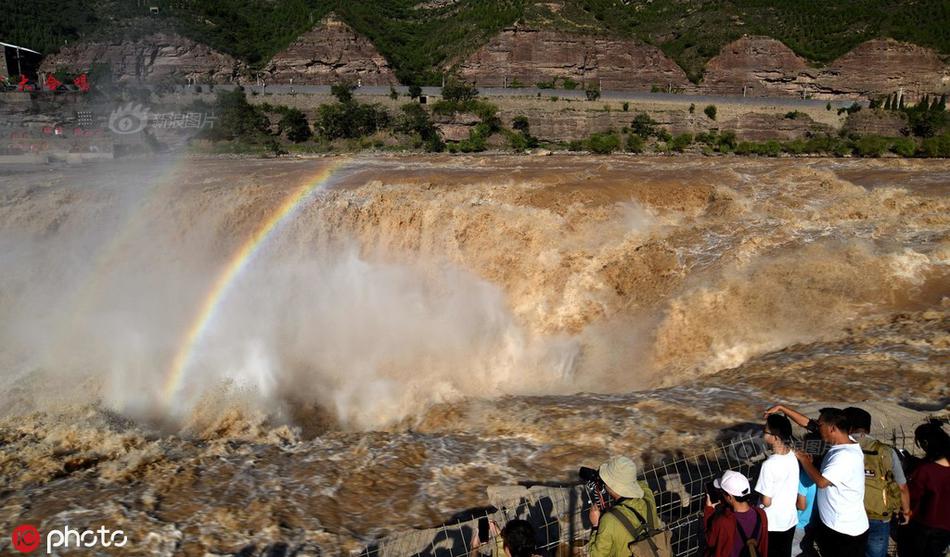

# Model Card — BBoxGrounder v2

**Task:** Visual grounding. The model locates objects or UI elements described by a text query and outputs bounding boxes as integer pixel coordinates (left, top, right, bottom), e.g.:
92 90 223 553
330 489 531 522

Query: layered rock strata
815 39 950 102
452 27 690 91
699 36 950 101
39 33 245 85
264 15 396 86
700 36 811 97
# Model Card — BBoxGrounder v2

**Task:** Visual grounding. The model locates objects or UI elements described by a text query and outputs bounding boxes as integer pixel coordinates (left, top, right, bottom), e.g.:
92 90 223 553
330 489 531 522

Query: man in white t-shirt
755 413 800 556
791 407 869 557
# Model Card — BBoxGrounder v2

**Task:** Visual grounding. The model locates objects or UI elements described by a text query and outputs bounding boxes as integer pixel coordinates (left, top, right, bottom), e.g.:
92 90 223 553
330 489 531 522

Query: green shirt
587 482 661 557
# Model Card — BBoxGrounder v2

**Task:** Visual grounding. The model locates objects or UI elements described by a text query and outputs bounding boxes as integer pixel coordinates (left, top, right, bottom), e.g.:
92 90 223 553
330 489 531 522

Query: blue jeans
866 519 890 557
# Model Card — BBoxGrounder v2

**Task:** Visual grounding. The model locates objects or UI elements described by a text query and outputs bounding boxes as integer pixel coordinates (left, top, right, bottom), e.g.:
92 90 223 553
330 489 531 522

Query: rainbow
161 158 350 407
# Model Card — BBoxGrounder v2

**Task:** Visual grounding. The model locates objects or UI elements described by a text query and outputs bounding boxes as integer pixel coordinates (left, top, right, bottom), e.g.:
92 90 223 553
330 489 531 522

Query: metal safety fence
358 434 773 557
356 424 929 557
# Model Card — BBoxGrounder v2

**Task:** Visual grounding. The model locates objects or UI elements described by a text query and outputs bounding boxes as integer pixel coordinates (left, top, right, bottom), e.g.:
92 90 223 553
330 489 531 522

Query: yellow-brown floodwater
0 155 947 555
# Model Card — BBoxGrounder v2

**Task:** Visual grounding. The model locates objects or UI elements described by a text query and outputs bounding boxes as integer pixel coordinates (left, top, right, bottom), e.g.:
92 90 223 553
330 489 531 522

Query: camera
579 466 610 509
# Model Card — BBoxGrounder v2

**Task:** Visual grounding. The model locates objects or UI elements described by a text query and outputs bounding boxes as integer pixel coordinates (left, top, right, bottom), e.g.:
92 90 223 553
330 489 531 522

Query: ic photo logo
11 525 39 553
10 524 128 554
108 102 150 135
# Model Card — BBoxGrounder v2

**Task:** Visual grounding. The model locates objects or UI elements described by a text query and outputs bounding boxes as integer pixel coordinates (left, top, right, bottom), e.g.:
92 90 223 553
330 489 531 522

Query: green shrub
562 77 578 90
622 102 630 112
704 105 717 120
833 141 854 157
626 134 644 153
587 132 620 154
718 130 737 149
397 103 443 151
408 85 423 99
202 89 268 142
631 113 658 139
906 104 948 138
278 108 312 143
761 140 782 157
331 82 355 104
919 133 950 157
506 130 529 150
889 137 916 157
512 116 530 133
854 135 889 157
783 138 807 154
585 87 601 101
441 78 478 103
695 131 716 145
785 110 806 120
568 140 585 151
317 101 390 140
670 133 693 152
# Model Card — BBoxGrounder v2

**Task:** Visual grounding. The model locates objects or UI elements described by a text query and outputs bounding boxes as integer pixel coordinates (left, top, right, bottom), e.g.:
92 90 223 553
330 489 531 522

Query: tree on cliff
441 78 478 104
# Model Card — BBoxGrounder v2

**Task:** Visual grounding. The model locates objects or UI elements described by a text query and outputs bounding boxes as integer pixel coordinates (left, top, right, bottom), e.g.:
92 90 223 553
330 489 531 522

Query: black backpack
735 511 761 557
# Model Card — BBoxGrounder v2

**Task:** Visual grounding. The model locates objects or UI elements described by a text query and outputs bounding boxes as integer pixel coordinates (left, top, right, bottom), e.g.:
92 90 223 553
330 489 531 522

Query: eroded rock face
39 33 245 85
265 15 396 86
700 36 950 101
720 112 833 141
816 39 950 103
842 110 909 137
452 27 689 91
700 36 812 97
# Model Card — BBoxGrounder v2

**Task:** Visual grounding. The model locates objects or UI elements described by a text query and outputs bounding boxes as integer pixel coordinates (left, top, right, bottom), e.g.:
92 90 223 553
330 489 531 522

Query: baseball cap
713 470 751 497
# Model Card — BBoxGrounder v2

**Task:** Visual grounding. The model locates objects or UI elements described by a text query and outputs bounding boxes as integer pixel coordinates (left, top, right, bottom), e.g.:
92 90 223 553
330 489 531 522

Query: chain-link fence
359 434 772 557
357 419 943 557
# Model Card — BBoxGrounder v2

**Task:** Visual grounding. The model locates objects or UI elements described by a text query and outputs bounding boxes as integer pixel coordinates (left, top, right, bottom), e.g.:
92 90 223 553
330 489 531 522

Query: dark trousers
768 526 796 557
815 521 867 557
896 522 950 557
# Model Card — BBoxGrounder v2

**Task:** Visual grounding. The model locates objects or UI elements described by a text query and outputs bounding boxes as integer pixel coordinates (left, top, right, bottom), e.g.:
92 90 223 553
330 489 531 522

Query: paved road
183 84 862 109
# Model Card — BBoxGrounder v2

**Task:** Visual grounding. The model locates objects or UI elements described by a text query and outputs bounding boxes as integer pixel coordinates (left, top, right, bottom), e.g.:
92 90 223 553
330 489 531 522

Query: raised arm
765 404 811 429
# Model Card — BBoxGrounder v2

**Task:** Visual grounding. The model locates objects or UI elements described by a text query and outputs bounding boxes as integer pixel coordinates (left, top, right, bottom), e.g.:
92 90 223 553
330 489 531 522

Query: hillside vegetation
2 0 948 84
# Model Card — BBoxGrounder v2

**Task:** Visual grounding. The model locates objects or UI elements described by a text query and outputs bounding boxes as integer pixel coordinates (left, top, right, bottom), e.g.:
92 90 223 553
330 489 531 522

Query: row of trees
196 84 948 158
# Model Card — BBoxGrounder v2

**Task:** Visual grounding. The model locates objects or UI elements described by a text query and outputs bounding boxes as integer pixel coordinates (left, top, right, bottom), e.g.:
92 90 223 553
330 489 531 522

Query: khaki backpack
859 437 902 520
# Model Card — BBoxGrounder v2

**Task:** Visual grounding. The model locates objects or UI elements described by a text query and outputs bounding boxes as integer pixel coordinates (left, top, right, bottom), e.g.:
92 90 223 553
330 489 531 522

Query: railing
358 434 774 557
357 426 928 557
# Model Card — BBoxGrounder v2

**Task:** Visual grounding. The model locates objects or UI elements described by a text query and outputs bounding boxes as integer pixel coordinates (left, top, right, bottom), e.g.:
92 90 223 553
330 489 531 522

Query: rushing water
0 155 947 555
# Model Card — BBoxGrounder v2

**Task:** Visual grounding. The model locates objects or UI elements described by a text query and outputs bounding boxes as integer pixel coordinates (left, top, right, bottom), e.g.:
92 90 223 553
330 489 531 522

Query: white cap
714 470 751 497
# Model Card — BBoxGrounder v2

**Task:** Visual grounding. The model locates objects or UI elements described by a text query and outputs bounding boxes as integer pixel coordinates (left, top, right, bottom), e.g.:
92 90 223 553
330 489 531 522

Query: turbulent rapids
0 155 947 555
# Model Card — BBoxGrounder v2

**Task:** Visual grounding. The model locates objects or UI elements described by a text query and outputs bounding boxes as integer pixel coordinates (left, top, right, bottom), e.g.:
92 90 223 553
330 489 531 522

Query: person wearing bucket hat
587 456 661 557
704 470 769 557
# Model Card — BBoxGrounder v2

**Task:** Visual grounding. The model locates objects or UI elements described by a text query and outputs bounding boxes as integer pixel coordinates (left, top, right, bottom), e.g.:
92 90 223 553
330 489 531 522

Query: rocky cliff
699 36 950 101
39 33 245 85
264 15 396 86
452 27 689 91
814 39 950 102
699 36 812 97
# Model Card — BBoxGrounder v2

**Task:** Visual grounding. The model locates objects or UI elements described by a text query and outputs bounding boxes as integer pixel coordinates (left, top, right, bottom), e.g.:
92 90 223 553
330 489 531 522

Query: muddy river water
0 155 946 555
